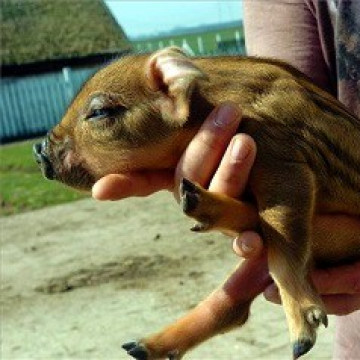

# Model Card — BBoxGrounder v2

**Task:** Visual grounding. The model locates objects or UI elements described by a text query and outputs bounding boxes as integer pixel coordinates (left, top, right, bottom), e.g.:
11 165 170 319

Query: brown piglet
34 47 360 359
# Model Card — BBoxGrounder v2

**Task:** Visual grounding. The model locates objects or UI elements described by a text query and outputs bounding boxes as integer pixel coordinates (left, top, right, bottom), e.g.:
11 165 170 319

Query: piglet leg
123 254 271 360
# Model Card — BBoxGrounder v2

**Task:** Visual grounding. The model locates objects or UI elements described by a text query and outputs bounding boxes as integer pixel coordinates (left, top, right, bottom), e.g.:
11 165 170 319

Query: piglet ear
146 46 207 125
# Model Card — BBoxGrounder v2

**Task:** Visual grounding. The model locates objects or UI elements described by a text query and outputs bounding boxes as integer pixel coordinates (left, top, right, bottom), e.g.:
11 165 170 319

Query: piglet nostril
33 142 55 180
33 143 43 164
33 142 42 154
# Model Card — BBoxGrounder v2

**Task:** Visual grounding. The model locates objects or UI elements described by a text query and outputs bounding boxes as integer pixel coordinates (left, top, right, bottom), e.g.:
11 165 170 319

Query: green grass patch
0 139 87 216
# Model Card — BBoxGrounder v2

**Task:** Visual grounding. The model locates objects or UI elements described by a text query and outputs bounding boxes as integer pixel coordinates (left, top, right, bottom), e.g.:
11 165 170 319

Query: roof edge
1 50 131 77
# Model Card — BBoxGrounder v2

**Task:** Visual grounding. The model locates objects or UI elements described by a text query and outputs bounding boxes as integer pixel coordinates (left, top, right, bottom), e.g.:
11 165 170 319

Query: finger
209 134 257 197
321 294 360 316
263 283 281 304
92 170 174 200
263 285 360 316
264 260 360 302
232 232 264 259
175 102 241 192
311 260 360 295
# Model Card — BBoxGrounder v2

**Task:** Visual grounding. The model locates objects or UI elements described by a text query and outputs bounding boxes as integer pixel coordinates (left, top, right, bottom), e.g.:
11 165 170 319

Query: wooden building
1 0 131 143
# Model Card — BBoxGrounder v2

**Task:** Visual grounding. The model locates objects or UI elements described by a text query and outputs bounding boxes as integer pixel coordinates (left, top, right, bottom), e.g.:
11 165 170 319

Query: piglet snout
33 138 55 180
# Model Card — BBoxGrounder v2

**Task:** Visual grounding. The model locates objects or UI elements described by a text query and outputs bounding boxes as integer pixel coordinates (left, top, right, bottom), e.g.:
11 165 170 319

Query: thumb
233 232 264 259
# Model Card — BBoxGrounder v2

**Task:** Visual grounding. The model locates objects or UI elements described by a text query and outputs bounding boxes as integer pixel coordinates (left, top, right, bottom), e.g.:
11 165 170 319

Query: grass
0 139 87 216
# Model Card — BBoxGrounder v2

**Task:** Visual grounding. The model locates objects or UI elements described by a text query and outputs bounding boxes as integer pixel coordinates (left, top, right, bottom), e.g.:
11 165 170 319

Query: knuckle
336 307 350 316
313 268 332 293
336 300 356 316
197 130 229 153
351 276 360 294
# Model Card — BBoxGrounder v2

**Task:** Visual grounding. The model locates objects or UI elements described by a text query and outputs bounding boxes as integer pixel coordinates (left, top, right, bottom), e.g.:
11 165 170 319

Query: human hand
233 236 360 316
92 99 359 317
264 259 360 316
174 102 256 199
92 169 174 200
92 102 257 203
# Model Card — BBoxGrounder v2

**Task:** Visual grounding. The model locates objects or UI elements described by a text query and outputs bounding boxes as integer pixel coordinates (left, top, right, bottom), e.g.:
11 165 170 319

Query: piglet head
33 47 208 191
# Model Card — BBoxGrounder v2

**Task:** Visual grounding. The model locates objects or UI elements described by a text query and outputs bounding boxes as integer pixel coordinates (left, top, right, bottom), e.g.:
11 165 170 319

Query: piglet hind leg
122 256 270 360
252 163 328 359
179 167 328 359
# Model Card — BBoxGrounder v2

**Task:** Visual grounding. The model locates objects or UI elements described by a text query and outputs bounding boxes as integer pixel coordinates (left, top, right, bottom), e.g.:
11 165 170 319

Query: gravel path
1 192 334 359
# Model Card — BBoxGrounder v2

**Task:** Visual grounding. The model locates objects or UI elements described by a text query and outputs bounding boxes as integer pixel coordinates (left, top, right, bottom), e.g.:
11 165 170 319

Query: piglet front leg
180 178 259 236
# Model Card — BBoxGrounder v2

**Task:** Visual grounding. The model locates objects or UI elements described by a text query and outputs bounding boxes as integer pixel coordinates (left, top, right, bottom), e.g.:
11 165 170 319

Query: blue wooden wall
0 66 98 143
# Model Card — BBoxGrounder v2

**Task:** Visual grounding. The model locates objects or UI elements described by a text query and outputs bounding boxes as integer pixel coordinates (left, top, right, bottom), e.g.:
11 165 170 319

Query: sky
105 1 243 39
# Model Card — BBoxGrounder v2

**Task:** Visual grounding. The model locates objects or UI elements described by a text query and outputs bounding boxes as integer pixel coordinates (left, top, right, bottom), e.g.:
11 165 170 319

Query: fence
134 30 245 56
0 66 98 143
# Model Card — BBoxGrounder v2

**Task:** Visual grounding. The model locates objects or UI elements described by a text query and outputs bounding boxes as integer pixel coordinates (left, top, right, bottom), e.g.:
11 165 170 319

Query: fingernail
213 103 240 127
241 237 254 253
231 137 251 164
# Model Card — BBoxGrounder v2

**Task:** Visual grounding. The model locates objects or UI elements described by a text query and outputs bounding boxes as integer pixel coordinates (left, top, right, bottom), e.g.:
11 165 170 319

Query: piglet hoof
122 341 148 360
167 350 181 360
191 221 210 232
180 178 201 214
305 306 328 328
179 178 215 232
122 341 181 360
292 338 314 359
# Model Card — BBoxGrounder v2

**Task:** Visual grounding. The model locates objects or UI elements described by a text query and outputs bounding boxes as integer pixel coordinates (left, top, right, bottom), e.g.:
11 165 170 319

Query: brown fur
36 47 360 359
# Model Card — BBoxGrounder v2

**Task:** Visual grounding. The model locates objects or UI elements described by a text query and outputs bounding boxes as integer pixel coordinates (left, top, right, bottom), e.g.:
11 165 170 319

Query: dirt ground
1 191 335 359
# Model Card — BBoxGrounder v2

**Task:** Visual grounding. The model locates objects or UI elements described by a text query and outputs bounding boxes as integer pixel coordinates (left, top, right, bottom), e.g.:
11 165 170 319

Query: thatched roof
1 0 131 66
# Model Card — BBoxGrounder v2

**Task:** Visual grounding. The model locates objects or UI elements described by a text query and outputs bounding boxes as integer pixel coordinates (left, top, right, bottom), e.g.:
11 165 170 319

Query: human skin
92 102 360 316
